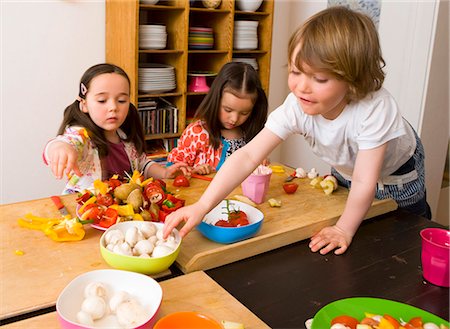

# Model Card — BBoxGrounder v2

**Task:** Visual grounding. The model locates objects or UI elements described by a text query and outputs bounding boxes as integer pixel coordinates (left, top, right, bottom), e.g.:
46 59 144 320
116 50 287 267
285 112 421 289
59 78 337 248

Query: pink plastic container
241 172 272 204
420 228 450 287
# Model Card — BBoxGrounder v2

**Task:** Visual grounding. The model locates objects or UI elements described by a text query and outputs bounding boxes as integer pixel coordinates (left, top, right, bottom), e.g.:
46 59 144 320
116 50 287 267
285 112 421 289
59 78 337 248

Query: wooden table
0 195 172 320
0 163 397 321
207 210 450 327
2 271 269 328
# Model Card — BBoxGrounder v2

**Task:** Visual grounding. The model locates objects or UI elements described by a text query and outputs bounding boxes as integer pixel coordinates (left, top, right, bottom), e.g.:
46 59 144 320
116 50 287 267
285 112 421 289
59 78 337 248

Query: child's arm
163 128 283 238
144 161 191 180
309 143 387 255
44 140 82 179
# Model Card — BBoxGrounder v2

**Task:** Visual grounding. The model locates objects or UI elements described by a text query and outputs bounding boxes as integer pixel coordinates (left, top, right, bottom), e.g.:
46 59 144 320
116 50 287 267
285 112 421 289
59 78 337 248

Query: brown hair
288 6 385 101
194 62 268 148
57 63 145 156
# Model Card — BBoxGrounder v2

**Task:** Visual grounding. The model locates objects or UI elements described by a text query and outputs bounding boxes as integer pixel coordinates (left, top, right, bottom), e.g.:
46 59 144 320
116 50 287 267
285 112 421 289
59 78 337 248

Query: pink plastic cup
420 228 450 287
241 172 272 204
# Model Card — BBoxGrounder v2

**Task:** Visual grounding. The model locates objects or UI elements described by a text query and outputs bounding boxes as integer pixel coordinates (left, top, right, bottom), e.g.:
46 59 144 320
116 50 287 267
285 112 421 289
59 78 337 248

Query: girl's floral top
166 120 245 171
43 126 153 194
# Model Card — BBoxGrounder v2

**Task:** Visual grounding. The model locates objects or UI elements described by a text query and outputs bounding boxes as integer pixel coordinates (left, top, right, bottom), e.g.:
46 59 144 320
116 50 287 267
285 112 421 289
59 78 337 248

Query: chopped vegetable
268 198 282 207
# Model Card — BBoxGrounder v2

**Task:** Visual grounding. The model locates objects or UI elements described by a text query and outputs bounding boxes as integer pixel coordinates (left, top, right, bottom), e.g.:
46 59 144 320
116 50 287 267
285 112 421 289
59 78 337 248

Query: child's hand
309 225 353 255
165 162 191 178
47 141 82 179
163 201 209 239
192 164 215 175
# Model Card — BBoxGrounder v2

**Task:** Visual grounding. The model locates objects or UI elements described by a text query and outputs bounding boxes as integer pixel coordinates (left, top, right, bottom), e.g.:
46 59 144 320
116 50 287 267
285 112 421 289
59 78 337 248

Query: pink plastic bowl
420 228 450 287
56 269 162 329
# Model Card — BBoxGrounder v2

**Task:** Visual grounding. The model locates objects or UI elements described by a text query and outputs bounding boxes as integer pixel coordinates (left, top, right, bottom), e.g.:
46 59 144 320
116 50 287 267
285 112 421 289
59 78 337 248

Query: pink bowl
420 228 450 287
57 269 162 328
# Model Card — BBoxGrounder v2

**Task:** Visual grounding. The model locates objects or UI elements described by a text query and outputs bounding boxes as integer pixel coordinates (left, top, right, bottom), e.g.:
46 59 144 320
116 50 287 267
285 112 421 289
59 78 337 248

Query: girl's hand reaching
309 225 353 255
47 141 82 179
164 162 192 178
192 164 215 175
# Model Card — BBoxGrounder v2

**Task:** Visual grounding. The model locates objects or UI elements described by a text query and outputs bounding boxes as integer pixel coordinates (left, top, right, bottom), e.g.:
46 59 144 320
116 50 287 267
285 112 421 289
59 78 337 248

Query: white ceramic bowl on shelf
236 0 263 12
141 0 159 4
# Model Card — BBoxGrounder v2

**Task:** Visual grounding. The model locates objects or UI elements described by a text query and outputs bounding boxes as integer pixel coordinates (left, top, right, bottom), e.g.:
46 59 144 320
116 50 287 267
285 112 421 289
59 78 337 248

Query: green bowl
311 297 449 329
100 221 181 275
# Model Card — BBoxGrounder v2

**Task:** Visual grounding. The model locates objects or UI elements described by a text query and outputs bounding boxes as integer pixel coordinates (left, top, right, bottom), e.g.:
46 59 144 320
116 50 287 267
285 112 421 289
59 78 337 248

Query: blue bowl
196 200 264 244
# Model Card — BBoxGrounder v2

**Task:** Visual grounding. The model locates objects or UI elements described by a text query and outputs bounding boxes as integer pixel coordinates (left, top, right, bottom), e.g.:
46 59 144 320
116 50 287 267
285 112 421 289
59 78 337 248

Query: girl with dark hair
167 61 268 175
44 63 189 194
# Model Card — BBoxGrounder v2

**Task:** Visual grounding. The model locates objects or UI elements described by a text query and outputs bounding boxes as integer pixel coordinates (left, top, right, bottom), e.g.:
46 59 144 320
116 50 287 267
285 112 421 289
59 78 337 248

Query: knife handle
50 195 64 210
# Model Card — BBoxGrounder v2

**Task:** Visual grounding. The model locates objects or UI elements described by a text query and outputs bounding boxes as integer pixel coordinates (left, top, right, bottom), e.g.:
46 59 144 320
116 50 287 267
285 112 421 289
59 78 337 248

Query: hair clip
80 83 87 96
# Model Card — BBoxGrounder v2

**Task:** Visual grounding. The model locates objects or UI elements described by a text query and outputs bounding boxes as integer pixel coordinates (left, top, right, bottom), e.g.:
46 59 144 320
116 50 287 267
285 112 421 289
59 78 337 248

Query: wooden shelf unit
106 0 274 151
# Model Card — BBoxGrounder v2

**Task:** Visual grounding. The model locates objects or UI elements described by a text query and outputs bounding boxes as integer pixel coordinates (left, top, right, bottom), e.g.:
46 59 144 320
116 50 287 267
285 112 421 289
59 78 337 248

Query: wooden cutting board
167 164 397 273
2 271 269 329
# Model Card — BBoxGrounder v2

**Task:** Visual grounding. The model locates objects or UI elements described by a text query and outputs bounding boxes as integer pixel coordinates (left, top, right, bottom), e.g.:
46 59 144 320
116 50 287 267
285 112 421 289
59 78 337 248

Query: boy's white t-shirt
265 88 416 181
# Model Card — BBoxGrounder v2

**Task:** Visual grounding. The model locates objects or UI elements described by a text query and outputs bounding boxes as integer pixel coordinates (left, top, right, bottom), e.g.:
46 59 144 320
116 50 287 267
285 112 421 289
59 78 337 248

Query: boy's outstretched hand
309 225 353 255
163 201 209 239
47 141 82 179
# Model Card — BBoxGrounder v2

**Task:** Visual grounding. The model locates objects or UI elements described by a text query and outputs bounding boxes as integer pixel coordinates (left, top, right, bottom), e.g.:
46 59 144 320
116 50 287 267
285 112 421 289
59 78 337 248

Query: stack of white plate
233 20 258 50
232 57 258 71
138 63 176 93
139 25 167 50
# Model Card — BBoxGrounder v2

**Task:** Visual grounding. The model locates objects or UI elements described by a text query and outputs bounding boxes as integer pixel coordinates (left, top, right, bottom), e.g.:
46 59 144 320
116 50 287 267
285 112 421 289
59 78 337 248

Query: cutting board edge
176 198 398 273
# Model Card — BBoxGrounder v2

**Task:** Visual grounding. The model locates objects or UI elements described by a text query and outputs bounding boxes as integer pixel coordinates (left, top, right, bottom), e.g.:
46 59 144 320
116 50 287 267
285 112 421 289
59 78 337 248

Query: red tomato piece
215 219 235 227
406 317 423 328
99 208 118 228
107 178 122 190
330 315 359 329
228 210 249 226
76 192 92 205
173 175 190 187
96 193 114 207
283 183 298 194
154 179 167 190
80 204 100 218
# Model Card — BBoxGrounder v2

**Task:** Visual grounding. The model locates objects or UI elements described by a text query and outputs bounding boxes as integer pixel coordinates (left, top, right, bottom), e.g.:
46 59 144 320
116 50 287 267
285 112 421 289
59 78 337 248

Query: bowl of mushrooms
56 269 162 329
100 221 181 275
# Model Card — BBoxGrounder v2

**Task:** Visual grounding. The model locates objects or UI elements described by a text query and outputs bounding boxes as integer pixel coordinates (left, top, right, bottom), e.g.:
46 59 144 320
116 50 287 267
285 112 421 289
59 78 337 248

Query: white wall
1 1 105 204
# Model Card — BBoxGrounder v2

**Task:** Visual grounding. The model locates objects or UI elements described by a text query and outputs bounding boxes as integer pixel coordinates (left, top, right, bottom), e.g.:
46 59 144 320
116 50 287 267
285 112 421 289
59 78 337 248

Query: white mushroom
423 324 439 329
152 244 174 258
147 235 158 245
112 242 133 256
156 229 165 241
295 167 307 178
133 239 155 256
307 168 319 179
76 310 94 326
81 296 107 320
84 282 107 299
124 226 144 247
139 222 157 238
116 299 147 328
104 229 125 245
109 290 130 314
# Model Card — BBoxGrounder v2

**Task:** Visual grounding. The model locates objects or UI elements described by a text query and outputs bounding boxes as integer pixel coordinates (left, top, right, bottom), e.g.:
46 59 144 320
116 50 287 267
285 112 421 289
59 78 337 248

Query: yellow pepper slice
132 213 144 221
18 214 61 231
78 196 97 213
270 165 285 173
140 177 154 187
116 204 135 217
44 218 85 242
94 179 109 195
